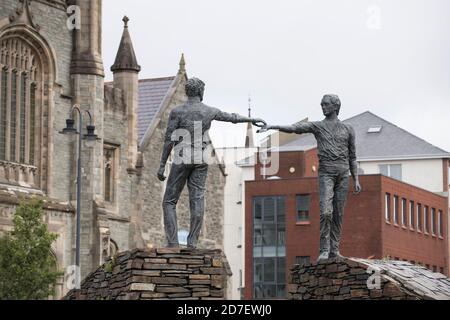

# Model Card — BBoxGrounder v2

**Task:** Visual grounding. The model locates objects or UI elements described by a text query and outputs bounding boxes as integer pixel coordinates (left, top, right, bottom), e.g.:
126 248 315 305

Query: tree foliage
0 199 62 300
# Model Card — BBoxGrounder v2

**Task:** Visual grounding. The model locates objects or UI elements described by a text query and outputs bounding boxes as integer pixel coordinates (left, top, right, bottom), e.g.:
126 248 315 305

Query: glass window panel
277 257 285 283
262 246 277 258
262 224 276 246
263 197 275 222
385 193 391 221
254 198 262 223
409 201 415 228
263 285 276 298
379 164 388 176
277 224 285 246
253 259 263 283
10 71 17 162
424 206 429 233
393 196 399 224
431 208 436 235
417 204 422 231
254 284 264 299
254 224 262 246
263 258 275 282
29 83 36 165
19 74 26 163
390 164 402 180
277 196 285 222
296 195 310 211
277 285 286 298
401 198 407 226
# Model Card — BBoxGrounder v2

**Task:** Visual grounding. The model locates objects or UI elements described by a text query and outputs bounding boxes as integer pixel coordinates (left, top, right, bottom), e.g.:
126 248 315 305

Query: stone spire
111 16 141 73
178 53 186 74
245 95 255 148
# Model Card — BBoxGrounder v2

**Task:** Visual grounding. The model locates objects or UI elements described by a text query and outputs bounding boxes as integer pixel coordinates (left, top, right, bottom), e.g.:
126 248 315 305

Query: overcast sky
103 0 450 152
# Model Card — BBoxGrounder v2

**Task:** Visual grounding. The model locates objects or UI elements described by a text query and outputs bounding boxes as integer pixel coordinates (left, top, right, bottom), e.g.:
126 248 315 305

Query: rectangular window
29 83 36 165
10 71 17 162
401 198 407 227
417 203 422 231
424 206 429 234
253 196 286 299
379 164 402 181
393 196 399 225
385 193 391 222
19 74 26 163
0 68 7 160
438 210 443 238
409 201 415 229
433 266 437 273
431 208 436 236
296 195 311 222
295 256 311 267
440 267 444 274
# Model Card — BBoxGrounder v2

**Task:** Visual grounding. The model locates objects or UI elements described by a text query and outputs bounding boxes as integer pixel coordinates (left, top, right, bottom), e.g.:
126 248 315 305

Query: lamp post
60 105 98 287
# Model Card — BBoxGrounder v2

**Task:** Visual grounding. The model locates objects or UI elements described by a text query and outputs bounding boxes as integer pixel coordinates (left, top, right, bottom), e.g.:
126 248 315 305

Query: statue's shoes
329 251 345 260
316 252 329 262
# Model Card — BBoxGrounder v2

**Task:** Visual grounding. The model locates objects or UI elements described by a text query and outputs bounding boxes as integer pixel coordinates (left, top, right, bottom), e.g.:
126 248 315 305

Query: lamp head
60 118 78 135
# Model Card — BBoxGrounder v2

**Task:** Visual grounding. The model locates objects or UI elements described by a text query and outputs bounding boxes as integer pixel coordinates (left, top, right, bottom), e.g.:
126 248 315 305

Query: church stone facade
0 0 225 298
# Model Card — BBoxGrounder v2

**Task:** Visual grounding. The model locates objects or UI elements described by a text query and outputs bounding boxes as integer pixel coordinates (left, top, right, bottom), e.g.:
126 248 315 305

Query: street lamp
60 105 98 287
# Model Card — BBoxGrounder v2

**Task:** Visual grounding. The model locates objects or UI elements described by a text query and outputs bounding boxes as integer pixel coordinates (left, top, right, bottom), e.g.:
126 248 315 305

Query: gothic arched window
0 34 47 190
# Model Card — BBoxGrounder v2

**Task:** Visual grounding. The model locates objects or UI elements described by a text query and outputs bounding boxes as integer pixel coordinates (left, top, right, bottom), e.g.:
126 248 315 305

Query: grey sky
103 0 450 152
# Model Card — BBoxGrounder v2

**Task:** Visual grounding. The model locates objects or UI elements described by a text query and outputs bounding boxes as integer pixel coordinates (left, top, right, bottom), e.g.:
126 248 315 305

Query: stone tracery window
0 36 43 189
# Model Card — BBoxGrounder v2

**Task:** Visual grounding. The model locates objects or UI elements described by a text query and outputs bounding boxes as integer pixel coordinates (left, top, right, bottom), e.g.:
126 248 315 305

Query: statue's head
185 77 205 101
321 94 341 116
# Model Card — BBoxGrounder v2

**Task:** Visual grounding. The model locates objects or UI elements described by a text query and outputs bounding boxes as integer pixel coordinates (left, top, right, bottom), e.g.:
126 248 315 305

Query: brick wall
244 174 448 299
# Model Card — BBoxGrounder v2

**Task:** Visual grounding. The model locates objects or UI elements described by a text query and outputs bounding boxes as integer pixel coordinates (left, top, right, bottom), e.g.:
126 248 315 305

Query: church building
0 0 226 298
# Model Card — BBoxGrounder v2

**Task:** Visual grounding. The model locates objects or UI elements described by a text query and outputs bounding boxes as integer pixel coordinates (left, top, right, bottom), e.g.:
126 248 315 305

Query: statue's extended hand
257 124 273 133
354 180 362 195
157 166 166 182
252 118 267 128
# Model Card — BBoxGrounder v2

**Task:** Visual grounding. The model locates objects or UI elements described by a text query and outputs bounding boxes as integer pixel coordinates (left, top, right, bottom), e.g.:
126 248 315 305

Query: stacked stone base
64 248 231 300
289 257 450 300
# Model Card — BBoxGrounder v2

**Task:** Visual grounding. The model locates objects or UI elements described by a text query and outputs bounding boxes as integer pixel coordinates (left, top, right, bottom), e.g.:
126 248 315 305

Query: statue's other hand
257 124 272 133
354 180 362 195
252 118 267 128
157 167 166 182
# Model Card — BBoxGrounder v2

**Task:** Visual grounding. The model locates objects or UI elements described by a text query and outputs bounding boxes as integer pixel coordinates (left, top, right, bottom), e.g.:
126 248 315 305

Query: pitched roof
138 77 175 142
277 111 450 160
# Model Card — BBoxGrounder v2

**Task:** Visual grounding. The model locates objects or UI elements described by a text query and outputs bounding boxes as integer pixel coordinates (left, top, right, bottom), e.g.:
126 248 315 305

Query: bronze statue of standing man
158 78 266 248
259 95 362 261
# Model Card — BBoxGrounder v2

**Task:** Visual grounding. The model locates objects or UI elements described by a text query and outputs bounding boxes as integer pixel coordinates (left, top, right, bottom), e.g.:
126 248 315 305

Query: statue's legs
162 163 190 247
330 172 349 257
187 164 208 248
318 173 335 257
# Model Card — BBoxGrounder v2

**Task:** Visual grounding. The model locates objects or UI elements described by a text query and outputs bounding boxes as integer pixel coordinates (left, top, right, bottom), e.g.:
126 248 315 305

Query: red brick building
244 150 449 299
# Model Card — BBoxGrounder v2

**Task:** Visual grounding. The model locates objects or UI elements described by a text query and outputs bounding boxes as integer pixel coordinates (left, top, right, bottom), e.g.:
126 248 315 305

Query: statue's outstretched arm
258 122 315 134
214 110 266 127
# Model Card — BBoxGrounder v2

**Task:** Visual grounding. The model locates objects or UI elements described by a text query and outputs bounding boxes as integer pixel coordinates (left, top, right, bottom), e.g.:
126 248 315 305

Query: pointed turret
245 96 255 148
111 16 141 73
178 53 186 74
111 16 141 173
